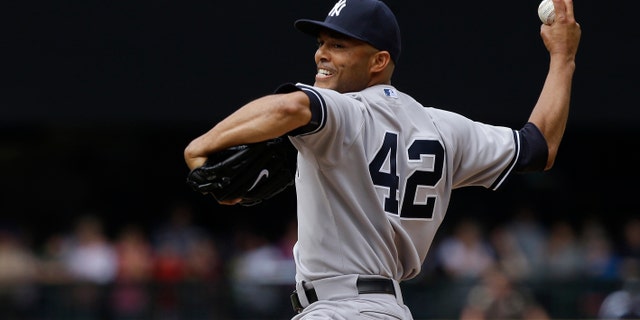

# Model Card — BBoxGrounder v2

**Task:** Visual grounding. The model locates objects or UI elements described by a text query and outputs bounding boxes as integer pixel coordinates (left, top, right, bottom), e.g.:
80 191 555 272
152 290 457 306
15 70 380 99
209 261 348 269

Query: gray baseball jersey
285 83 518 283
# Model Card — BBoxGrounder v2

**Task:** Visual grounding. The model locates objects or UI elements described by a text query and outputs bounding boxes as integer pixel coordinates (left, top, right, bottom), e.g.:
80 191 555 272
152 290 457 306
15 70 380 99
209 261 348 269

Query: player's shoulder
294 83 360 103
422 105 472 122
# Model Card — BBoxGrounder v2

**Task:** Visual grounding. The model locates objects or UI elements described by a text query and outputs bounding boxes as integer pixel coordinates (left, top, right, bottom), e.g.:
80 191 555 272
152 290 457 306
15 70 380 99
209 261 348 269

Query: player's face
314 31 379 93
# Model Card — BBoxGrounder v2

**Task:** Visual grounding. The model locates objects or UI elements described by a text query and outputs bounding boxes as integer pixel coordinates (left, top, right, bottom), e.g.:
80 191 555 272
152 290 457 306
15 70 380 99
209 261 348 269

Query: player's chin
314 77 335 90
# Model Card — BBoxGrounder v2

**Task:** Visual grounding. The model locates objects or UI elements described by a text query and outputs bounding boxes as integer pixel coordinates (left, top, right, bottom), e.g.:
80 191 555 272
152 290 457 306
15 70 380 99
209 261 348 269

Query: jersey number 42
369 132 444 220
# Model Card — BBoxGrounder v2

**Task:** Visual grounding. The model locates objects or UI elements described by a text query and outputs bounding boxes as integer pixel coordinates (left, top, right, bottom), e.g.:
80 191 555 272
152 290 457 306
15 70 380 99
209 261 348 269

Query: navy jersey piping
293 84 328 136
274 83 327 136
489 129 520 190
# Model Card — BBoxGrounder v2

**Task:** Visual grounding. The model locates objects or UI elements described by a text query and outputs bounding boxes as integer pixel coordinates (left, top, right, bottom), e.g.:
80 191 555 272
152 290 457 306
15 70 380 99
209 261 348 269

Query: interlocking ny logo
328 0 347 17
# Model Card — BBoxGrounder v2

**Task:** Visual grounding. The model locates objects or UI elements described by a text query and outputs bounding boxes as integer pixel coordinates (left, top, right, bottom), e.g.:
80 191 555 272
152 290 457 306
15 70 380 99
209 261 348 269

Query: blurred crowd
0 203 638 319
421 207 640 319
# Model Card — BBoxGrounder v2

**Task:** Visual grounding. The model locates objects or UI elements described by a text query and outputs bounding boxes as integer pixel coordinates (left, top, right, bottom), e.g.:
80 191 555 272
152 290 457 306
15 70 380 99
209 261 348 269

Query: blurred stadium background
1 0 638 319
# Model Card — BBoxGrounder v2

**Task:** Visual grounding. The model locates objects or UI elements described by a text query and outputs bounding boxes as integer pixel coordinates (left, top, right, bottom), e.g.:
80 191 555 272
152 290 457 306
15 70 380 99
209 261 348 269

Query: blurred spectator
541 220 583 279
153 239 186 285
57 214 117 318
504 206 547 279
60 214 117 284
39 233 73 284
0 229 38 284
150 203 213 319
618 217 640 279
575 217 623 318
152 203 208 256
598 277 640 319
435 218 496 279
114 224 154 283
183 235 222 282
580 217 620 280
460 266 550 320
230 225 296 319
151 203 210 283
179 235 226 320
151 239 185 320
596 216 640 320
110 224 154 319
489 225 533 281
0 229 39 318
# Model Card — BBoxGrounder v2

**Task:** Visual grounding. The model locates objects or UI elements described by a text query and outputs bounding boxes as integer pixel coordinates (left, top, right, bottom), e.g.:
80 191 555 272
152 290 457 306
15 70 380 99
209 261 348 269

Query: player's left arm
184 91 311 170
527 0 581 170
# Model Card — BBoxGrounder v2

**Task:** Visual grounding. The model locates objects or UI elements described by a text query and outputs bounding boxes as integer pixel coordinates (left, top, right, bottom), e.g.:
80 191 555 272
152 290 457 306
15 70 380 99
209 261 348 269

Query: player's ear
370 51 391 73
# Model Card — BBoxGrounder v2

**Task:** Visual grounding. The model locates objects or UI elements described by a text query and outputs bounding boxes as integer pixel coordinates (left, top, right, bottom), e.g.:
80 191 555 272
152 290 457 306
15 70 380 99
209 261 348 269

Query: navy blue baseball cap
294 0 401 63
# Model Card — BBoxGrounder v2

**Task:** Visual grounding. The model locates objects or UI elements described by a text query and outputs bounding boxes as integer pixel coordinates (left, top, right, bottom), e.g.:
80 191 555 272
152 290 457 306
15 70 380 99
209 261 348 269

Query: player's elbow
184 144 196 162
544 145 560 171
183 144 197 167
517 134 560 172
184 141 207 170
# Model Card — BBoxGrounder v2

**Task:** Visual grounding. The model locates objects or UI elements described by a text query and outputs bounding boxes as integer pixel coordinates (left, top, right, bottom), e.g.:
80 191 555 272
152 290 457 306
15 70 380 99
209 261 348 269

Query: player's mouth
316 68 334 79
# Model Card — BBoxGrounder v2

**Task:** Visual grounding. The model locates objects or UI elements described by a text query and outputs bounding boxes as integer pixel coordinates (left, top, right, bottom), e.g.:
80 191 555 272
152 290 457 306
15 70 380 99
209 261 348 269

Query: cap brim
294 19 364 43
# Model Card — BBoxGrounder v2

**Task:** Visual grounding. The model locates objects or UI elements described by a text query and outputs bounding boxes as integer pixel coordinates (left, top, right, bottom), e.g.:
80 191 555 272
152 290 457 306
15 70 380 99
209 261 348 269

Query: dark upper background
1 1 637 244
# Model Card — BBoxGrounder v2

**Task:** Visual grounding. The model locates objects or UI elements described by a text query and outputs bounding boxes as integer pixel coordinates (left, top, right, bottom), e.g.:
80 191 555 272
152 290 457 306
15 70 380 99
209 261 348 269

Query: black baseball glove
186 136 297 206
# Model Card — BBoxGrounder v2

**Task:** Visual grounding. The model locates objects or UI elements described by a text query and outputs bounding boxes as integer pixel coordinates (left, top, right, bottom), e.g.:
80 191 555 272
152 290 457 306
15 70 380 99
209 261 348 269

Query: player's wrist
548 58 576 74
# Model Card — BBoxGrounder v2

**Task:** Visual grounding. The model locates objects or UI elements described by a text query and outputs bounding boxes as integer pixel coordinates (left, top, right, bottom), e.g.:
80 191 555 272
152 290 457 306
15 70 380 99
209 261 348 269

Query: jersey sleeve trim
489 129 520 190
514 122 548 172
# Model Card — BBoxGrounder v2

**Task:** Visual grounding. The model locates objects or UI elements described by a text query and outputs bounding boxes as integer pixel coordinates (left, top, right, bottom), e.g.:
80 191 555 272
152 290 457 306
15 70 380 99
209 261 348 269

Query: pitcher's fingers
563 0 576 21
552 0 574 23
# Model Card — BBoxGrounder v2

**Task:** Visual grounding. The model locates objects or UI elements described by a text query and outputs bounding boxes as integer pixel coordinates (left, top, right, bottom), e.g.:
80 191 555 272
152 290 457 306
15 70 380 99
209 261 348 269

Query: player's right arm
527 0 581 170
183 91 311 170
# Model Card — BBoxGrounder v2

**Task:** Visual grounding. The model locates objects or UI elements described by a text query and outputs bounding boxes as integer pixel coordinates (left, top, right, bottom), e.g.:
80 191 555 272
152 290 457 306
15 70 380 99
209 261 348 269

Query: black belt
290 278 396 313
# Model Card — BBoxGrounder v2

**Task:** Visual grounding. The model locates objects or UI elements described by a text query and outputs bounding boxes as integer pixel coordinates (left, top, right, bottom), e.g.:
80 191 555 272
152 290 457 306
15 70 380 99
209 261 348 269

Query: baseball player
183 0 581 318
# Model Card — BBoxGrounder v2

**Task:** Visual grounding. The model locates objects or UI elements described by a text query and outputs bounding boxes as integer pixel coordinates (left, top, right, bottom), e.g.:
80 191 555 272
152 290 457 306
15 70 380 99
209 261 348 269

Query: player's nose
315 45 330 63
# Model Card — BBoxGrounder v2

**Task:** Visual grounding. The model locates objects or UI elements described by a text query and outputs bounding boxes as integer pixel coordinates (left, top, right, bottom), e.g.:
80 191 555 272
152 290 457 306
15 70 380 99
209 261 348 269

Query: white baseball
538 0 556 25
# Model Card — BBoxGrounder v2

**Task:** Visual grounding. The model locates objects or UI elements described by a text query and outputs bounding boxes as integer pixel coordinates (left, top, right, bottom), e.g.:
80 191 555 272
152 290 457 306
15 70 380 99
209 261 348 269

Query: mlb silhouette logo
383 88 398 98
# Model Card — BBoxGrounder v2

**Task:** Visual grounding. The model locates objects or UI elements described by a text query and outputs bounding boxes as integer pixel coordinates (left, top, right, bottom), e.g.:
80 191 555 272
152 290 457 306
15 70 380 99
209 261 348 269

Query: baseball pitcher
184 0 581 318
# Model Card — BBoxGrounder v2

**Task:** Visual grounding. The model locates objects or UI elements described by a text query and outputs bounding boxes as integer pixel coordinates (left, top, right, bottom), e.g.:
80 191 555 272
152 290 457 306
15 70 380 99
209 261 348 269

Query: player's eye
324 40 345 49
316 38 345 50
